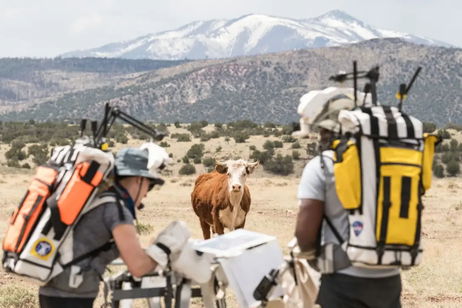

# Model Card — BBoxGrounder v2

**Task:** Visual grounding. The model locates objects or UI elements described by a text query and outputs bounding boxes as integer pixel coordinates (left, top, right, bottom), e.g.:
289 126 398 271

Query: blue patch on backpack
352 221 363 236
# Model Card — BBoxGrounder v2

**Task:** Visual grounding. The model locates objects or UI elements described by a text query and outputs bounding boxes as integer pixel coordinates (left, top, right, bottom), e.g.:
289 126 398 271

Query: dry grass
0 131 461 307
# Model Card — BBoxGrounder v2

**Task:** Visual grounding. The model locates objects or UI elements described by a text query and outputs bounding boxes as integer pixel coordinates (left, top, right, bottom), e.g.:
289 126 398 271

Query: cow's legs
200 218 211 239
212 208 225 235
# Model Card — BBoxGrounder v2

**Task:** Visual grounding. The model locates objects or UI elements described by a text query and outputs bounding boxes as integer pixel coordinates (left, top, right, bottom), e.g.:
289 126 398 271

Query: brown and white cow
191 159 259 239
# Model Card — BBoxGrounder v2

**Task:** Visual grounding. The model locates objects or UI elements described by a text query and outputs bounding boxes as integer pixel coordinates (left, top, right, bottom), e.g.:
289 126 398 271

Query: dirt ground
0 132 461 307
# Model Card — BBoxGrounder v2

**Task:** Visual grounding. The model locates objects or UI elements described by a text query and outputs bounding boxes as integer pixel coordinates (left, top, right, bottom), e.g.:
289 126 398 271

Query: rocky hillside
0 39 461 125
0 58 188 113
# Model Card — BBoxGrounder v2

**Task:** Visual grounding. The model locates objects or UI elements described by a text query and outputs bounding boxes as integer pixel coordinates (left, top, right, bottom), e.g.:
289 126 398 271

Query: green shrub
291 141 301 149
264 154 294 175
292 150 300 160
172 133 191 142
273 140 283 148
282 135 297 143
193 157 202 164
232 131 249 143
28 144 49 165
449 139 459 152
6 141 26 161
446 160 460 176
159 141 170 147
179 163 196 175
249 145 256 151
250 150 274 165
423 122 437 133
433 163 445 178
202 157 216 168
437 129 451 139
442 152 459 164
7 159 21 168
182 156 189 164
263 140 274 150
187 144 205 159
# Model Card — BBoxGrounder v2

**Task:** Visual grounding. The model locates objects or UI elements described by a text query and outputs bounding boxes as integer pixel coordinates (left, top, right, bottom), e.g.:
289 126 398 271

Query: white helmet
293 87 371 137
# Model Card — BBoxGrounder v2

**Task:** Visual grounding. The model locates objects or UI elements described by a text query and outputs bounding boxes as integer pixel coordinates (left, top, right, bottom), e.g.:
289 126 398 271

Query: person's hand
145 221 190 268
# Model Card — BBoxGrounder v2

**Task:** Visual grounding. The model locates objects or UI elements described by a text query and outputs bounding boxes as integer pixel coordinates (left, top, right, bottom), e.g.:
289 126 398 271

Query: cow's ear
246 161 259 174
215 164 228 174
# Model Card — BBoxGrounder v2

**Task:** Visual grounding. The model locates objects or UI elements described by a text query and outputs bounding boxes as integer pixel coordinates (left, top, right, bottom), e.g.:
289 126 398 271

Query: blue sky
0 0 460 57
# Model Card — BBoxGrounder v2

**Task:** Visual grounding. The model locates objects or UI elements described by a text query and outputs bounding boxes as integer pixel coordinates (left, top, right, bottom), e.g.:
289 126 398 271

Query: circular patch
352 221 364 236
35 240 52 257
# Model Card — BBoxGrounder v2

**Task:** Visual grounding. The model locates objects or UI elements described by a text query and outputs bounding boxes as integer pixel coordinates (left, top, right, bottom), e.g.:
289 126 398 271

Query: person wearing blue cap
39 147 190 308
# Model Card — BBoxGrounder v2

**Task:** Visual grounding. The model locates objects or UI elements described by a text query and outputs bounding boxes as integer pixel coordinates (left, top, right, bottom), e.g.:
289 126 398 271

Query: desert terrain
0 127 461 307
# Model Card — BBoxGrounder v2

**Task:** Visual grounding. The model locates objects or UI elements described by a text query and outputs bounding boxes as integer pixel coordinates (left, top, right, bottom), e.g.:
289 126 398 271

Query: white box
194 230 284 308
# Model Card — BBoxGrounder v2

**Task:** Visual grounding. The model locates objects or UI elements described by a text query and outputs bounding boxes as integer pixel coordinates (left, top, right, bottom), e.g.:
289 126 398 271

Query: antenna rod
405 66 422 94
80 119 87 137
398 83 406 111
353 61 358 106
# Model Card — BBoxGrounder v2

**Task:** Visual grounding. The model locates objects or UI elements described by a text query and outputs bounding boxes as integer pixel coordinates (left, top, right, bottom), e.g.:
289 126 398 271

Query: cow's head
216 160 259 193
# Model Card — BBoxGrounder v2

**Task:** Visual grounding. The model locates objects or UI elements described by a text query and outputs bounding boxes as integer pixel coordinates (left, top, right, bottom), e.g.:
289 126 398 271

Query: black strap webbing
156 242 171 256
323 215 344 245
64 241 114 268
383 106 398 140
401 113 415 139
82 161 101 184
361 107 379 137
378 176 392 264
400 176 411 219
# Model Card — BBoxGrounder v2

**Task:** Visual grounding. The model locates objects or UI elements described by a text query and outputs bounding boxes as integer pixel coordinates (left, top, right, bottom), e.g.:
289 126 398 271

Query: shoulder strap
323 215 344 244
92 191 126 221
63 241 115 268
319 152 344 245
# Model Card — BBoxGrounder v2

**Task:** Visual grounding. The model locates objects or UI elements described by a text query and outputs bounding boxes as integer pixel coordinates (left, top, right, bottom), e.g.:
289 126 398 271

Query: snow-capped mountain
62 10 450 60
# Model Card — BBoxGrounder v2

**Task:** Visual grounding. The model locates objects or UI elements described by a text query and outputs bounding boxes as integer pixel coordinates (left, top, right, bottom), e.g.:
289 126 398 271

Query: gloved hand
145 221 191 269
171 239 214 284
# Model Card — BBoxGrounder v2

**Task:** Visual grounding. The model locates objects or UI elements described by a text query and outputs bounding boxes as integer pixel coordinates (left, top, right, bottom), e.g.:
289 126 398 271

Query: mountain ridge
1 39 460 126
61 10 451 60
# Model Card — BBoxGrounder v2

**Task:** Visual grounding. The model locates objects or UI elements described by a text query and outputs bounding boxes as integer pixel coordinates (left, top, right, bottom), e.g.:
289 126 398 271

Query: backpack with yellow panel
330 64 440 268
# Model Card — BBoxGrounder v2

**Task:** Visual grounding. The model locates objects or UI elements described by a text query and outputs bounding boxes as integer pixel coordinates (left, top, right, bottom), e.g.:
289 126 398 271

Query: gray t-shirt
39 193 134 298
298 152 399 278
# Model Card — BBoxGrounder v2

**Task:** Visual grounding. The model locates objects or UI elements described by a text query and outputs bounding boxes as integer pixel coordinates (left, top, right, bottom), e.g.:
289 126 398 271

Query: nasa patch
31 238 55 260
352 221 363 236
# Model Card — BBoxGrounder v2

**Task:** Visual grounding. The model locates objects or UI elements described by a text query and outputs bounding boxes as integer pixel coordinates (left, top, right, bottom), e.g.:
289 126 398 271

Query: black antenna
80 119 87 137
91 121 98 147
397 66 422 111
363 83 371 105
353 61 358 106
398 83 406 111
366 66 379 106
405 66 422 94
